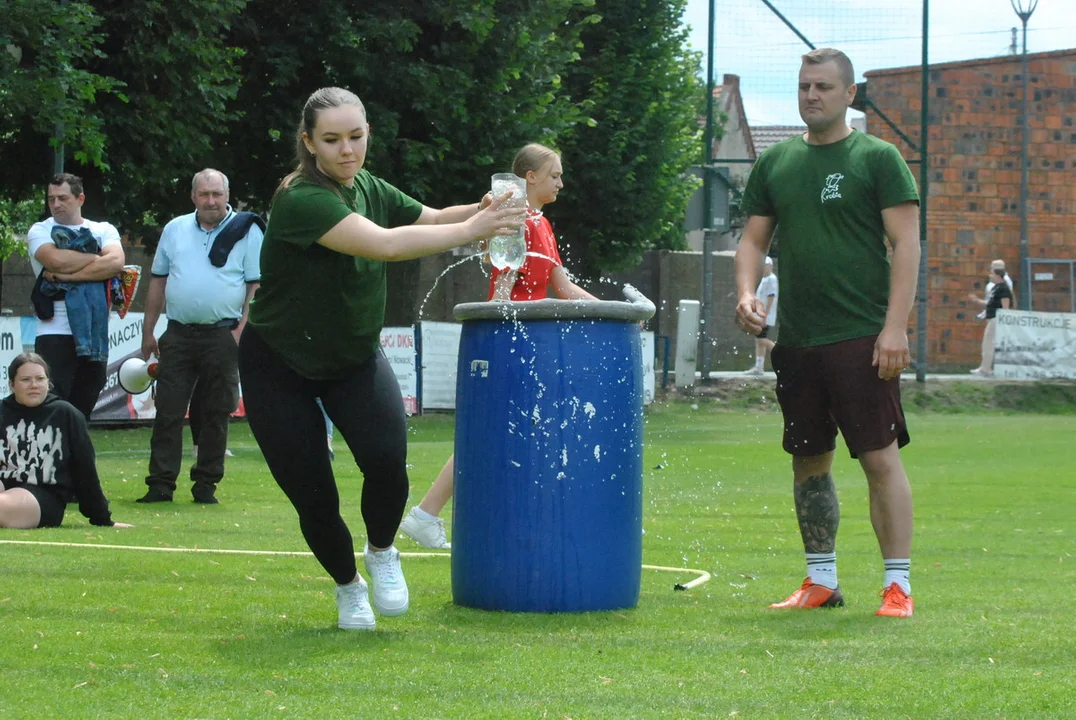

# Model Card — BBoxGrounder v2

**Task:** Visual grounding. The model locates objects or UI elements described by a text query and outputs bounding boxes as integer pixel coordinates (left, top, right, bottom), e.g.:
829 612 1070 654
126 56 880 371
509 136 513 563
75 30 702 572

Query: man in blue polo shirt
137 169 263 504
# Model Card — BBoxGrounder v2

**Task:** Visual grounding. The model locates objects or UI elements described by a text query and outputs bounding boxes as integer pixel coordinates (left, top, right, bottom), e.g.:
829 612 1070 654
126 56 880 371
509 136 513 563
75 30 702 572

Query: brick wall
864 49 1076 368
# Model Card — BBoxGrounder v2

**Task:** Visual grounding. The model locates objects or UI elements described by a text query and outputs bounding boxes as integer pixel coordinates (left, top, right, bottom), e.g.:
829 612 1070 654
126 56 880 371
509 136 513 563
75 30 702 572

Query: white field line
0 540 711 589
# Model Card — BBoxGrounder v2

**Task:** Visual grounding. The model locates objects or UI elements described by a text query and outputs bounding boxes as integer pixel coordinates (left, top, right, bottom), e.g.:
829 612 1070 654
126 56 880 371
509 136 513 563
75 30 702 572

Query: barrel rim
453 285 656 322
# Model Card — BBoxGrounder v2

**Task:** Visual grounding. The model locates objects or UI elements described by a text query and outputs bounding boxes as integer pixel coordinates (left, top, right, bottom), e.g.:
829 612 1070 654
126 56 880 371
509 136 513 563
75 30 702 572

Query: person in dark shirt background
970 266 1014 377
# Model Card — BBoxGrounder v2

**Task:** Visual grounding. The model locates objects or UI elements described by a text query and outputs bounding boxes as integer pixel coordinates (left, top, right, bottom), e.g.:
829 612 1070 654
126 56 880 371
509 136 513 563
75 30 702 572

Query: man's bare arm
43 244 126 282
873 201 921 379
34 246 97 274
733 216 777 335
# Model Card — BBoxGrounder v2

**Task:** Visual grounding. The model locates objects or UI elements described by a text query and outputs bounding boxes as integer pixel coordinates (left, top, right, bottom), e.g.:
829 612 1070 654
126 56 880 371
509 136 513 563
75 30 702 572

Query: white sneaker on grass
192 445 235 459
335 577 375 630
363 544 409 616
399 506 451 549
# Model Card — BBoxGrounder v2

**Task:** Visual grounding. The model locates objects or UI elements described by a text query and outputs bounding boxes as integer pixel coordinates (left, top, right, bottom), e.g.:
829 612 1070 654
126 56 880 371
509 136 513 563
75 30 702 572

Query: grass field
2 401 1074 719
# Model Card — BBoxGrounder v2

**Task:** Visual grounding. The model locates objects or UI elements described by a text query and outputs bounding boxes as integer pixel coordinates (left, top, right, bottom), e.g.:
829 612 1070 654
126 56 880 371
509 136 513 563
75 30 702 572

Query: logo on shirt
821 173 844 203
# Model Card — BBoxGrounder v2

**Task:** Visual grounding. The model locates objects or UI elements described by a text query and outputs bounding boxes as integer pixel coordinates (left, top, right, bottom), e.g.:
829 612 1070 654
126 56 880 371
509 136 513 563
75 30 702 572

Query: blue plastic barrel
451 287 655 612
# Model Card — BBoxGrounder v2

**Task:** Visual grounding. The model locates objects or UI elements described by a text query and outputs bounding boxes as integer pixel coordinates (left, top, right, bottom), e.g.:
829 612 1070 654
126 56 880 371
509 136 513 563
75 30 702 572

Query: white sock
755 355 765 370
884 559 911 595
412 506 438 522
806 552 838 589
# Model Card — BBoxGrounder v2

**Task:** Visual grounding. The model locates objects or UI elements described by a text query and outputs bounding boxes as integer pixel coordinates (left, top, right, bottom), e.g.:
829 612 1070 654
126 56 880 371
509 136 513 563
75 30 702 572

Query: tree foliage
0 0 122 226
0 0 710 274
225 0 595 211
554 0 706 275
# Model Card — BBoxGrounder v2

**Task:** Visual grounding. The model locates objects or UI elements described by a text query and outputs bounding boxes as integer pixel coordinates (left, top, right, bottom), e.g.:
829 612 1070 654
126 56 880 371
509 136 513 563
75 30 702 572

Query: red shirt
488 211 563 301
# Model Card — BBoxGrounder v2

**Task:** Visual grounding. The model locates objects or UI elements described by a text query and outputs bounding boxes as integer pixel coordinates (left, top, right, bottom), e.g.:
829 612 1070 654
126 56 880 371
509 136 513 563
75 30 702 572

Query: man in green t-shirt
734 48 921 618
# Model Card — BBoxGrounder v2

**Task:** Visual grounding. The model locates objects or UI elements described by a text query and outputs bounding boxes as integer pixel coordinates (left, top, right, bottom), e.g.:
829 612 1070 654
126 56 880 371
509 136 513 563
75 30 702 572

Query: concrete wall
405 249 758 373
3 246 758 373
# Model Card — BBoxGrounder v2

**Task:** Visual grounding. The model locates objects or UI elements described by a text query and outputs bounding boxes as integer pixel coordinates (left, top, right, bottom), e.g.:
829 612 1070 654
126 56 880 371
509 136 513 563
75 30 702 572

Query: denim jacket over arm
33 226 111 363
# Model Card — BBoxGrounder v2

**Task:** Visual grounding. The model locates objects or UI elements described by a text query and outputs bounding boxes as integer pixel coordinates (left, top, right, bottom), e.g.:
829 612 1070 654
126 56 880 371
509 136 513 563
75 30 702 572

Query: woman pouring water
400 142 596 549
238 87 525 631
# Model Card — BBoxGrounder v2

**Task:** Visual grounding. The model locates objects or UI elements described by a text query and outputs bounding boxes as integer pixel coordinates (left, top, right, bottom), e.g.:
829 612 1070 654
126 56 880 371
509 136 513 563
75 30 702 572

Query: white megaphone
118 356 160 394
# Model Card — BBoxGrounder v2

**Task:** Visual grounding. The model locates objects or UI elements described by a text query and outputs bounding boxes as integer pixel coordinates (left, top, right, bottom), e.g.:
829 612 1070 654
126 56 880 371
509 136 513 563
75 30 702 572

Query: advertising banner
994 310 1076 381
0 316 24 398
380 326 417 415
93 313 169 421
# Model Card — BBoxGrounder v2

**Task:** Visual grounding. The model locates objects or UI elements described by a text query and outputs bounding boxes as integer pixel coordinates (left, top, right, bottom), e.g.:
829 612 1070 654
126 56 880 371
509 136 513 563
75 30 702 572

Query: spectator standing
137 169 263 504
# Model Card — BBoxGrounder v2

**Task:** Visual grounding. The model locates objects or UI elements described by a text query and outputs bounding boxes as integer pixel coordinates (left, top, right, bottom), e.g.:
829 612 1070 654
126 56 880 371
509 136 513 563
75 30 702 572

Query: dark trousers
189 380 209 446
238 326 409 584
34 334 107 420
145 324 239 493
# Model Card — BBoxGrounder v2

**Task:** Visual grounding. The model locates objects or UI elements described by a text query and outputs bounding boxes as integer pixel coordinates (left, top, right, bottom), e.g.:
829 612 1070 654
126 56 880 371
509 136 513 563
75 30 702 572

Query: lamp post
1011 0 1037 310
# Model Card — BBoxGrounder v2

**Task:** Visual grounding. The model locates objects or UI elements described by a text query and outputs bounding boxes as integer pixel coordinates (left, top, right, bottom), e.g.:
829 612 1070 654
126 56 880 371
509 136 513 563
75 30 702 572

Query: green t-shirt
741 130 919 348
249 171 423 378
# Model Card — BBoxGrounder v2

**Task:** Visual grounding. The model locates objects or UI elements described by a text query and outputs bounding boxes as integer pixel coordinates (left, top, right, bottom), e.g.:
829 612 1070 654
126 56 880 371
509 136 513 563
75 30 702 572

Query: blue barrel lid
453 284 656 322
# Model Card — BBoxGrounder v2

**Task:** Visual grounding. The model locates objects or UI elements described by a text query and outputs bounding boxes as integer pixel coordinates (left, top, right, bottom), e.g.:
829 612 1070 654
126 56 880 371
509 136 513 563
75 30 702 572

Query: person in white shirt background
25 173 125 420
746 256 778 375
968 258 1013 320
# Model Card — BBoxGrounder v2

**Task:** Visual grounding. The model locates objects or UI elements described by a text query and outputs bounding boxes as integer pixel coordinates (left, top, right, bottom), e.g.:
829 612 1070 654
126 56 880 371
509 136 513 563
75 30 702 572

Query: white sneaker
334 577 375 630
363 545 409 616
399 507 451 549
193 445 235 458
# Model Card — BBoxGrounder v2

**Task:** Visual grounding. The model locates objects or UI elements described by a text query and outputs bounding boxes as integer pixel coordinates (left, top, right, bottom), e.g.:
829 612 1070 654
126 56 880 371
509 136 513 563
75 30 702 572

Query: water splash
417 251 487 319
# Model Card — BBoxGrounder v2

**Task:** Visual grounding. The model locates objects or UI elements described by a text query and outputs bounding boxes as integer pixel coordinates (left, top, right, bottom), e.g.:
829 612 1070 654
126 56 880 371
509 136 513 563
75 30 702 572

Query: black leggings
238 326 410 584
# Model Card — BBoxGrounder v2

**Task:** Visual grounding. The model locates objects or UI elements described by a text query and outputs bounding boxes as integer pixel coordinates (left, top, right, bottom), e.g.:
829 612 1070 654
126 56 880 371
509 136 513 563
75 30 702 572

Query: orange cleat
768 578 845 609
875 582 914 617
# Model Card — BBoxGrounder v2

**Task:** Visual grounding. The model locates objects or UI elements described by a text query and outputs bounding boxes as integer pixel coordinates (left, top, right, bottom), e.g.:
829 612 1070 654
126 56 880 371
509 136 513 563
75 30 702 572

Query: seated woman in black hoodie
0 352 131 529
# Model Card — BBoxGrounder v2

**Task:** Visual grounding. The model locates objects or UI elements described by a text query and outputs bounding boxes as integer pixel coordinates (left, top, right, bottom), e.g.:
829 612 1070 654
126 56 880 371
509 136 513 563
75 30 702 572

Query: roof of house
711 74 757 160
751 125 806 153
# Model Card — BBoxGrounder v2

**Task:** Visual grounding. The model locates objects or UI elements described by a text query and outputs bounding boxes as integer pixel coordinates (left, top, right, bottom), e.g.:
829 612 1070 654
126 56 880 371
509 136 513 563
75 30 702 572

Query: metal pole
53 122 65 174
1012 0 1037 310
1018 17 1030 310
915 0 929 383
699 0 715 381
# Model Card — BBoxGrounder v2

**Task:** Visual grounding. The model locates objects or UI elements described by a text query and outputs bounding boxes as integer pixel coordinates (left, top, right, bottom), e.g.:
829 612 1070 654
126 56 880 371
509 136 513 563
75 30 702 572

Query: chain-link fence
696 0 1074 374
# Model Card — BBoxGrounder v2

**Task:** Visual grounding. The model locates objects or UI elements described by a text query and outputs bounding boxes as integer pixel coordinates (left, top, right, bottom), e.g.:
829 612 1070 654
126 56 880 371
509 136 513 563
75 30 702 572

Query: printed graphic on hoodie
1 419 63 486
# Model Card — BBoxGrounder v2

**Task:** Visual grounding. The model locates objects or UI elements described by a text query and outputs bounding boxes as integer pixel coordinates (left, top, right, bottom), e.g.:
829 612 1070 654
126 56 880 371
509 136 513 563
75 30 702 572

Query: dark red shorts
770 334 909 459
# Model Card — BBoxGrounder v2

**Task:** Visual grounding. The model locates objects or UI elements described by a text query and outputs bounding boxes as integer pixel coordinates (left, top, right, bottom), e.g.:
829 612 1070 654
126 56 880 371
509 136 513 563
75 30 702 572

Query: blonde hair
802 48 855 88
512 143 560 177
274 87 367 201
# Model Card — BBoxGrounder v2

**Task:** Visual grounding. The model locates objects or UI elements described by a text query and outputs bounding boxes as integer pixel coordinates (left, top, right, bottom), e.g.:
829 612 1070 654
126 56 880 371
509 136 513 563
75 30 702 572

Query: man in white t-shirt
746 256 778 374
25 174 125 419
